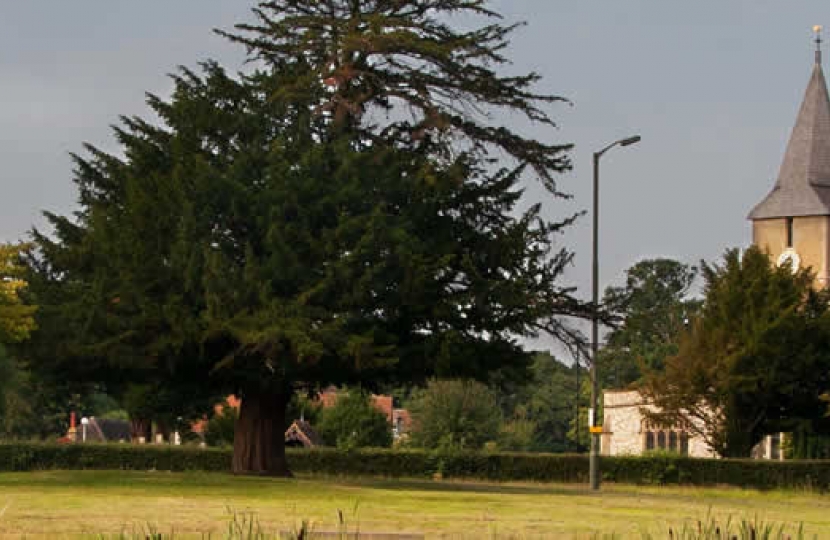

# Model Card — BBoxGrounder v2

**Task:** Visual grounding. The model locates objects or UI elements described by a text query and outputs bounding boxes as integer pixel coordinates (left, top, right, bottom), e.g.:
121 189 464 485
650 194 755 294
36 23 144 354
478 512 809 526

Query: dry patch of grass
0 471 826 538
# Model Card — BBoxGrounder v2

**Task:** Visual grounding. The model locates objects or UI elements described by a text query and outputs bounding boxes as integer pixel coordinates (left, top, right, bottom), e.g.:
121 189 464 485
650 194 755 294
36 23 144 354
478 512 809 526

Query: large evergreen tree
30 0 587 475
219 0 572 193
212 0 586 474
643 247 830 458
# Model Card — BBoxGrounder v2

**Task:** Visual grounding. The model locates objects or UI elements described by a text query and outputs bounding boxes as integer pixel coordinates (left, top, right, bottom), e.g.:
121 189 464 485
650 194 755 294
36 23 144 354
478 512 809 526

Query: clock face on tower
777 248 801 273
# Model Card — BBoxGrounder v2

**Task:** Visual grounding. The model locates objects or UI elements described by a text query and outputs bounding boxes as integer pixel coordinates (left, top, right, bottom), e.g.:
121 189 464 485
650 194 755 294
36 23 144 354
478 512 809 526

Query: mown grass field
0 471 826 538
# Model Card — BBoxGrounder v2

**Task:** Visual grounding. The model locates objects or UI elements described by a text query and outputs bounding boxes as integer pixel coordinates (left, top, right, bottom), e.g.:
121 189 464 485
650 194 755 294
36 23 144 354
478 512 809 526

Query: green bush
3 442 830 491
408 379 502 451
0 443 231 472
316 390 392 449
204 402 239 448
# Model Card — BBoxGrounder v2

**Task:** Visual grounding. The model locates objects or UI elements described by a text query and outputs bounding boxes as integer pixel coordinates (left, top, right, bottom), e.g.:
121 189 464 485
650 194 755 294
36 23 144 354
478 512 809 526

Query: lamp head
81 417 89 425
620 135 641 147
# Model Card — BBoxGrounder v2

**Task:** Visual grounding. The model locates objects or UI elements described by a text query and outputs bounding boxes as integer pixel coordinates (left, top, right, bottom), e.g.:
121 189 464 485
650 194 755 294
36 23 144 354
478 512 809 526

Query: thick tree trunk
232 388 292 477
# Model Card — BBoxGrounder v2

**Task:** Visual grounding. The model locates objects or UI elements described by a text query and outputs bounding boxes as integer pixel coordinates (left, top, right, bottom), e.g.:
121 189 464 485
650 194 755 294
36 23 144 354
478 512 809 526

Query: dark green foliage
408 379 502 451
497 412 536 452
286 393 322 426
28 0 589 475
0 443 231 472
491 352 586 453
204 403 240 448
644 247 830 458
84 392 124 419
317 390 391 449
786 425 830 459
220 0 573 193
6 442 830 491
0 345 36 438
600 259 700 387
0 344 16 422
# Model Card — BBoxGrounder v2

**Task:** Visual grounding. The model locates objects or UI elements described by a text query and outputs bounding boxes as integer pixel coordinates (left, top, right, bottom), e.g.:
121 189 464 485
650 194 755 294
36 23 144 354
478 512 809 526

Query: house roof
749 49 830 220
94 418 132 441
285 420 324 447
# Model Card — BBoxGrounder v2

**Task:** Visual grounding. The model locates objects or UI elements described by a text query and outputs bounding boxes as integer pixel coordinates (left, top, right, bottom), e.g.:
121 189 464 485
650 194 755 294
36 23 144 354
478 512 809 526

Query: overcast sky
1 1 827 353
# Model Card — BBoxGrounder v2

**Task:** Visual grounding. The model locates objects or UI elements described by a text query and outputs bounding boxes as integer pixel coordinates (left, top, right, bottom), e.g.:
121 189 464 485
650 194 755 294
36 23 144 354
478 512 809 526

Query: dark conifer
29 1 589 475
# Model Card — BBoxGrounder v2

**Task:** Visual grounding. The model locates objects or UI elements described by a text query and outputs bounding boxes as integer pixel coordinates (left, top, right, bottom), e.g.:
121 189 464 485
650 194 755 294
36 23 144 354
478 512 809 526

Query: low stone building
602 390 782 460
602 390 715 458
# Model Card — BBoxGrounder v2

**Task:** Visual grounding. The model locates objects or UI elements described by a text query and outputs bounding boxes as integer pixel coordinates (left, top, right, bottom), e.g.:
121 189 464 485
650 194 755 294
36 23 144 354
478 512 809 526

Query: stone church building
602 38 830 460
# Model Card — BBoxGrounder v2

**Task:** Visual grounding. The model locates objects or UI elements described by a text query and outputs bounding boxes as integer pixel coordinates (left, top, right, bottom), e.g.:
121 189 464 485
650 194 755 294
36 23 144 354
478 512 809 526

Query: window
669 431 678 452
680 433 689 456
787 217 794 248
657 431 666 450
646 432 655 451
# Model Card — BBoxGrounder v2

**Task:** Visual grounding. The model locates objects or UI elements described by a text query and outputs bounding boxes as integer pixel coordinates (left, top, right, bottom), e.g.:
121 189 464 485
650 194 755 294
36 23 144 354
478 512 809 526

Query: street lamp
590 135 641 491
80 417 89 443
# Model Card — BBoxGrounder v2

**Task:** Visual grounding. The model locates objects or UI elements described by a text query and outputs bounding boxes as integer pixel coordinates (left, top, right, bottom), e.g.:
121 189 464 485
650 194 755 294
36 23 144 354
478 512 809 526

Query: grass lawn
0 471 827 538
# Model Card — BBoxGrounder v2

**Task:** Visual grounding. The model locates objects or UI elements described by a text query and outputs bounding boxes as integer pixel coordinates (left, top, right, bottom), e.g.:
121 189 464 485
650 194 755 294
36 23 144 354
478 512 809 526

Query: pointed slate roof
749 52 830 220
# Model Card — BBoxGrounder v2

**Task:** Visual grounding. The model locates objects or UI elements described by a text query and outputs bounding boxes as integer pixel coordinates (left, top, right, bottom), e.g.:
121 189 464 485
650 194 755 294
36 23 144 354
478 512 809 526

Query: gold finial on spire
815 25 823 64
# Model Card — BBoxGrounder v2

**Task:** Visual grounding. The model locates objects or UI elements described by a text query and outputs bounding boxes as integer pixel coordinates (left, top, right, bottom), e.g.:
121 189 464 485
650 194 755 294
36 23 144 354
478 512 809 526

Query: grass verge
0 471 826 538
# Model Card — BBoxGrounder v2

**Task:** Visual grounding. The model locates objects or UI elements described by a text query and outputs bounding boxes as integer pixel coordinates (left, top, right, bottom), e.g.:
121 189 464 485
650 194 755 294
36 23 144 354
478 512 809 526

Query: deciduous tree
0 244 36 344
599 259 700 388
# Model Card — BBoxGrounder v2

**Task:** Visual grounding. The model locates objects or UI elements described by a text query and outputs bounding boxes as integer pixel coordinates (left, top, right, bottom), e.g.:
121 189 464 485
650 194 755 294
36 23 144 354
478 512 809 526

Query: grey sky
0 1 825 352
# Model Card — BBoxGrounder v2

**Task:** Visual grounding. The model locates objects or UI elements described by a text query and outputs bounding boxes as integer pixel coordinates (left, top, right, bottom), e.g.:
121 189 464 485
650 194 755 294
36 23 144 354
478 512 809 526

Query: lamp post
80 417 89 443
590 135 640 491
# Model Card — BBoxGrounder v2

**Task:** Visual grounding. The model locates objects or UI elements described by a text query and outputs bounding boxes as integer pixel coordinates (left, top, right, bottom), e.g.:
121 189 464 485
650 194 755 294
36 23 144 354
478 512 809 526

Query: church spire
748 28 830 220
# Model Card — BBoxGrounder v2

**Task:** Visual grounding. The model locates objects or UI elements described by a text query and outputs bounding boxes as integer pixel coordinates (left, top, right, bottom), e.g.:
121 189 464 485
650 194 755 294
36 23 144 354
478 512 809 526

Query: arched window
657 431 666 450
669 431 678 452
646 431 655 451
680 433 689 456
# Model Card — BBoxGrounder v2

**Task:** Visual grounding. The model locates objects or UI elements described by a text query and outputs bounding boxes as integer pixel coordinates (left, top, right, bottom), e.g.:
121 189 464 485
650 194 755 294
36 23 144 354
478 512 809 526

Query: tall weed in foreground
94 507 361 539
77 508 819 539
637 514 815 540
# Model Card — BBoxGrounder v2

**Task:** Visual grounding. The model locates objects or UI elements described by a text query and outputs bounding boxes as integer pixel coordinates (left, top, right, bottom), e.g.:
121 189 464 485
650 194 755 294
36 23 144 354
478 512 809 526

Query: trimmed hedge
0 443 231 473
2 443 830 490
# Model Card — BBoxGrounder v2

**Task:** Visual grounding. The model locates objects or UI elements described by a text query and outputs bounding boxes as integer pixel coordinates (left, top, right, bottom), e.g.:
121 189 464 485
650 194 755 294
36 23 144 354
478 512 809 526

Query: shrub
408 379 502 451
498 413 537 452
3 442 830 491
316 390 392 449
0 443 231 472
204 402 239 448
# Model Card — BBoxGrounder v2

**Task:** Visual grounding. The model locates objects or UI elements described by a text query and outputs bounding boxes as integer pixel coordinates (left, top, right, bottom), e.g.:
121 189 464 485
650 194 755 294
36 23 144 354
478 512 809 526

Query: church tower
749 29 830 287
